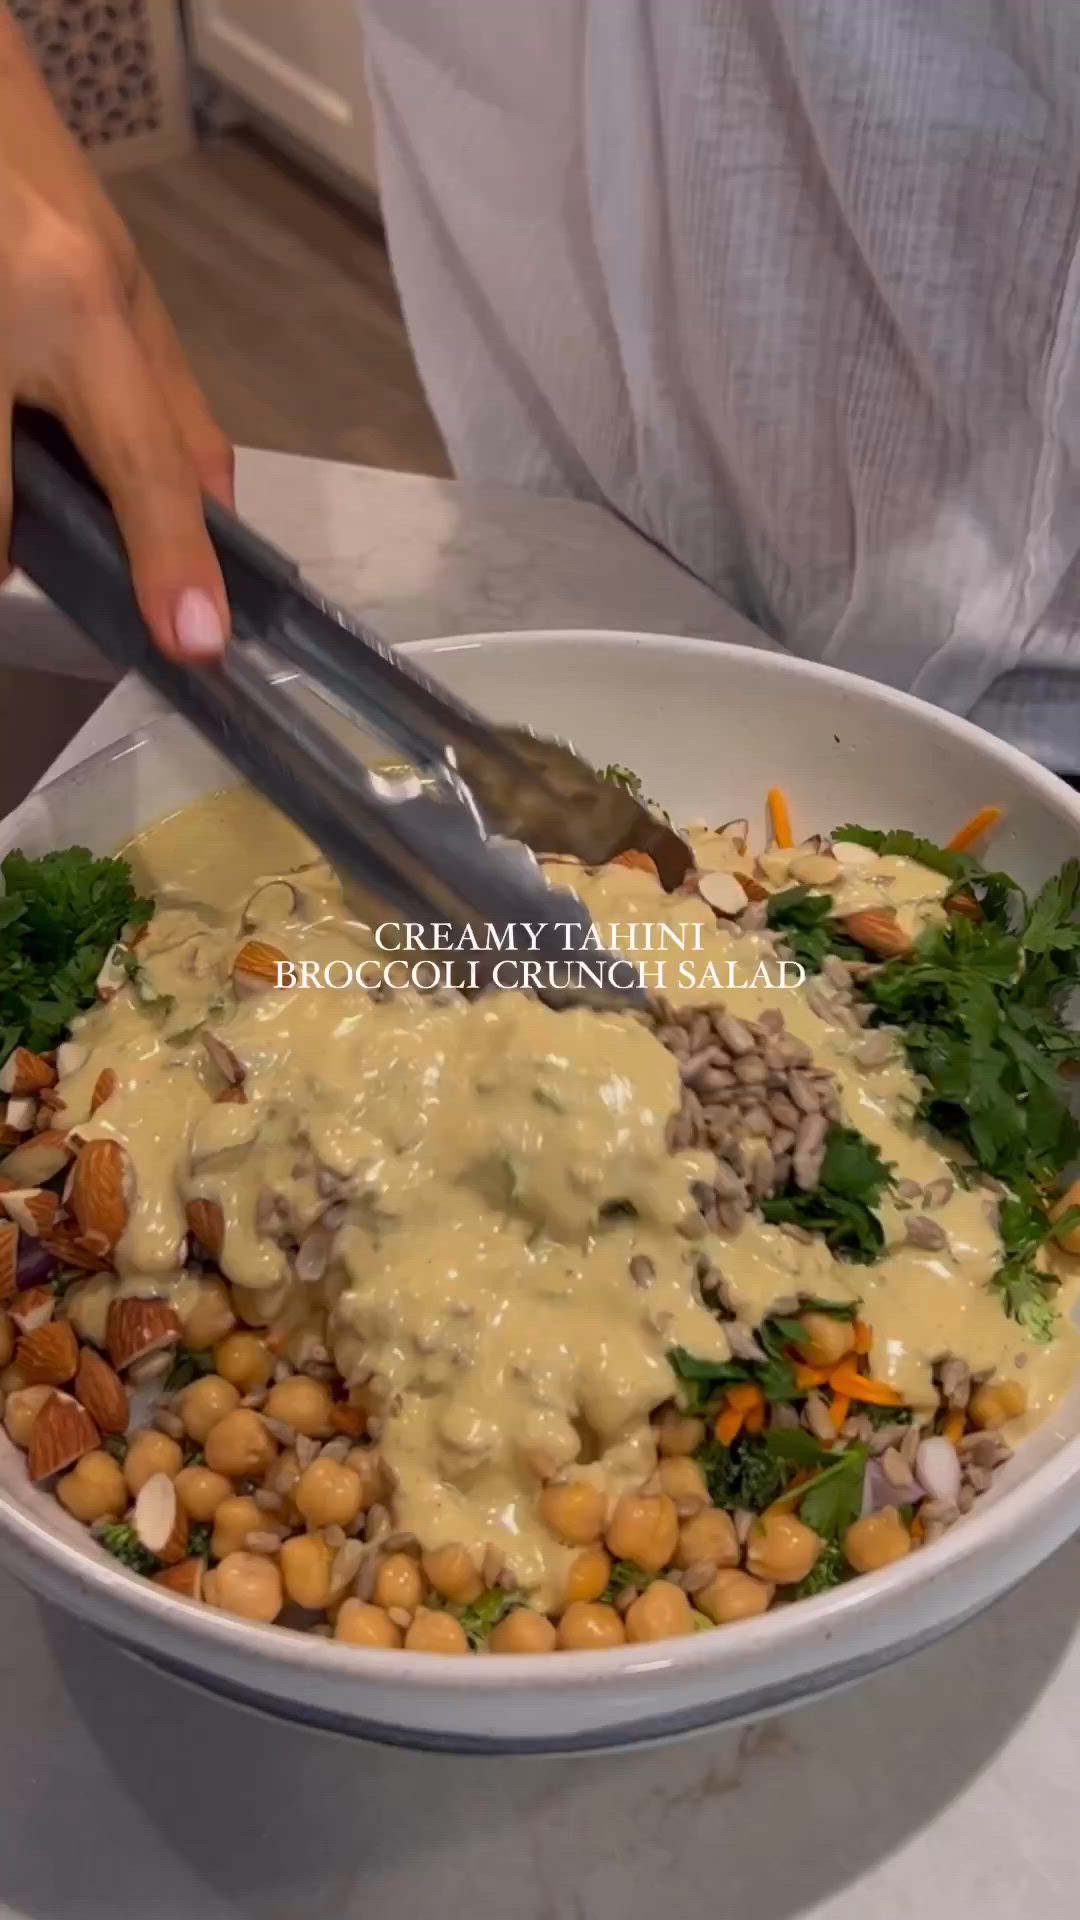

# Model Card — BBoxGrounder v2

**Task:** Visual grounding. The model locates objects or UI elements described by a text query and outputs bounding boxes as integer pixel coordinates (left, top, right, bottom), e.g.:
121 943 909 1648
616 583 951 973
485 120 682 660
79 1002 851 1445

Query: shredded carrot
946 804 1004 854
853 1319 872 1356
828 1393 851 1432
714 1404 744 1446
744 1401 766 1435
827 1361 903 1407
767 786 794 848
726 1382 765 1414
794 1362 831 1390
943 1410 966 1447
611 849 659 875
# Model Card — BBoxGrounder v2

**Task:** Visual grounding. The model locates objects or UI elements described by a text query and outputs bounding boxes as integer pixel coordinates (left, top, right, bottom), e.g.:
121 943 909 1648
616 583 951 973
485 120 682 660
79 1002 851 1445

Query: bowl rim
5 627 1080 1699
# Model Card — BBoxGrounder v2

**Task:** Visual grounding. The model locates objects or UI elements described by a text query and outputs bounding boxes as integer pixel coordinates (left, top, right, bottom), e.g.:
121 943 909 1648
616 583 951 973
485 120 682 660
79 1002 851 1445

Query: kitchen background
2 0 448 810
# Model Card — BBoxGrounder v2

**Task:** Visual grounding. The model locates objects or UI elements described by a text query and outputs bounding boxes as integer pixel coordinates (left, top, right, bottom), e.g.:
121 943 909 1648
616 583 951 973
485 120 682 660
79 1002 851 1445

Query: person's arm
0 4 230 659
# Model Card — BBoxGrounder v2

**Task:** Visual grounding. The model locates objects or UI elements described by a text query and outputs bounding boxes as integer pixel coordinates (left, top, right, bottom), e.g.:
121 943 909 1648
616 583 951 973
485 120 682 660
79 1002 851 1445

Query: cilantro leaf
795 1445 868 1539
765 885 854 973
762 1126 893 1262
989 1191 1075 1342
452 1587 523 1648
0 846 152 1065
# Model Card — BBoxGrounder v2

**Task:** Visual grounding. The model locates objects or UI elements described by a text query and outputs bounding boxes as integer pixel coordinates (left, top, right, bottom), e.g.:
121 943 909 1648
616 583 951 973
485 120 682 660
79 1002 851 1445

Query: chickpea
174 1464 233 1523
625 1580 696 1642
969 1380 1028 1430
177 1374 241 1444
696 1568 773 1625
264 1375 334 1438
563 1546 612 1607
205 1407 278 1479
294 1458 363 1530
212 1494 280 1561
280 1530 334 1610
181 1276 236 1351
56 1449 128 1523
373 1551 425 1615
3 1384 53 1448
205 1550 282 1623
0 1307 14 1372
655 1410 706 1457
539 1479 606 1547
556 1601 627 1650
657 1457 709 1504
746 1512 821 1586
422 1541 483 1605
674 1506 740 1571
404 1608 469 1655
795 1310 855 1370
491 1607 558 1653
605 1493 678 1573
335 1597 402 1648
844 1507 912 1575
213 1330 274 1393
123 1428 183 1495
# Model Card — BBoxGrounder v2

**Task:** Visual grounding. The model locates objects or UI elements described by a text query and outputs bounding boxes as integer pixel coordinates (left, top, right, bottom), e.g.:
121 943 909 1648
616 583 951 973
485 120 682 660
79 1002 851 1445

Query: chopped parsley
98 1520 157 1576
600 1559 655 1602
762 1126 894 1263
695 1434 788 1514
164 1348 215 1393
761 1429 869 1537
452 1587 522 1648
0 846 152 1065
991 1191 1080 1343
765 885 848 973
791 1538 848 1598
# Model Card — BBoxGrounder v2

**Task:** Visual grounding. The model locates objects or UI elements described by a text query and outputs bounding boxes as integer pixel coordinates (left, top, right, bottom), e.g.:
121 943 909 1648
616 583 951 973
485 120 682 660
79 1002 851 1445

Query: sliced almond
697 871 750 916
153 1556 205 1602
242 880 298 932
0 1221 17 1303
214 1087 247 1105
186 1197 225 1261
0 1187 60 1238
232 940 289 997
5 1096 37 1133
95 945 130 1002
16 1319 79 1387
944 891 983 923
70 1139 132 1251
106 1296 182 1372
329 1402 369 1438
841 910 914 958
0 1129 75 1187
0 1048 57 1097
41 1225 113 1274
830 839 879 871
27 1391 99 1481
90 1068 118 1114
202 1031 245 1088
10 1287 56 1334
134 1471 189 1563
74 1346 129 1433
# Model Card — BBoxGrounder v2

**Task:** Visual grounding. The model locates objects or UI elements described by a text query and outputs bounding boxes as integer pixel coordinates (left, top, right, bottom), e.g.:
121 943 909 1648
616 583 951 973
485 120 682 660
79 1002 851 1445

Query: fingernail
174 588 225 659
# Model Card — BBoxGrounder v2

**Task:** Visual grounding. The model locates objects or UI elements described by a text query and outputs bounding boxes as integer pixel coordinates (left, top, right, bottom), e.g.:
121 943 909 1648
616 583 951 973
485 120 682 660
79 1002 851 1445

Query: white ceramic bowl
3 630 1080 1755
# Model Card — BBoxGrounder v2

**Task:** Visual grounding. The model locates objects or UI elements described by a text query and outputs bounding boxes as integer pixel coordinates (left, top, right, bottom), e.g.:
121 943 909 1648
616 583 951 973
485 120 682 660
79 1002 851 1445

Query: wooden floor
109 132 450 475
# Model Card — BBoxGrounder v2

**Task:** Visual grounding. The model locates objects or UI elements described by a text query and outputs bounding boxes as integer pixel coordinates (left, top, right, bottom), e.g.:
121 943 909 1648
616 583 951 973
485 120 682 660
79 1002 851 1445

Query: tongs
8 406 692 1004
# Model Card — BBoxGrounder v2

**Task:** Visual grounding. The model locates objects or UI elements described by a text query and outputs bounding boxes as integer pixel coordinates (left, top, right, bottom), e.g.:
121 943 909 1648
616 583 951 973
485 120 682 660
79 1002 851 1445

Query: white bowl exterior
3 631 1080 1751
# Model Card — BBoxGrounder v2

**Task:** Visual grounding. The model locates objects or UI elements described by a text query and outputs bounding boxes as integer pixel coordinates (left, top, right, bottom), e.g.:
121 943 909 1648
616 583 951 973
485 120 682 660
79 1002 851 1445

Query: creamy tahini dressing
52 788 1080 1603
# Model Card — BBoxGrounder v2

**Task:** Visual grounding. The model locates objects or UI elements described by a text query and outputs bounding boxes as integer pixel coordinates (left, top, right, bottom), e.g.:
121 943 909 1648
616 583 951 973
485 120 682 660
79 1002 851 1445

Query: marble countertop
2 451 1075 1919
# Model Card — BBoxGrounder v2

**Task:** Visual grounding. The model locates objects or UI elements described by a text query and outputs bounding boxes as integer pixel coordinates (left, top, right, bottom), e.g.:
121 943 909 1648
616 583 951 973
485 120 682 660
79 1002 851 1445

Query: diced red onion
16 1240 59 1289
864 1458 925 1514
914 1436 962 1505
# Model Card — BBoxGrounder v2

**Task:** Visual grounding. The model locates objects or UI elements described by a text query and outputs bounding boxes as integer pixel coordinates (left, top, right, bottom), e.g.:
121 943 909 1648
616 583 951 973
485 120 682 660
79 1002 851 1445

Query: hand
0 8 232 661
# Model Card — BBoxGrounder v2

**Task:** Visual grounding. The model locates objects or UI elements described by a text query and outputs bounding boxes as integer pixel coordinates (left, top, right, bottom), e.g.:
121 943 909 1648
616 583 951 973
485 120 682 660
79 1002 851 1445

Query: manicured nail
174 588 225 659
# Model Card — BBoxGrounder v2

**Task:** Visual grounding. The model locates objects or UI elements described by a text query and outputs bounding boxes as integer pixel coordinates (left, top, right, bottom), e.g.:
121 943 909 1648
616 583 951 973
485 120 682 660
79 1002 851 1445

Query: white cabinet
189 0 379 195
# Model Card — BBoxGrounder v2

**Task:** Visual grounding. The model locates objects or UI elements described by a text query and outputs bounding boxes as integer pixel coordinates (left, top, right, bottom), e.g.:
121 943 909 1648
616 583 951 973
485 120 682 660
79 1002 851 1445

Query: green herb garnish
765 885 848 973
98 1520 158 1576
695 1434 789 1513
188 1523 213 1560
0 847 152 1065
791 1538 848 1597
452 1587 522 1648
101 1433 129 1463
762 1126 894 1262
990 1191 1079 1342
163 1348 215 1393
600 1559 656 1603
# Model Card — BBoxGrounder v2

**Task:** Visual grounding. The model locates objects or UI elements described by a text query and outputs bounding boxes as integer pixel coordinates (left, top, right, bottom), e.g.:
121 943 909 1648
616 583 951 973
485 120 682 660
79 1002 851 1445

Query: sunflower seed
904 1214 948 1252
